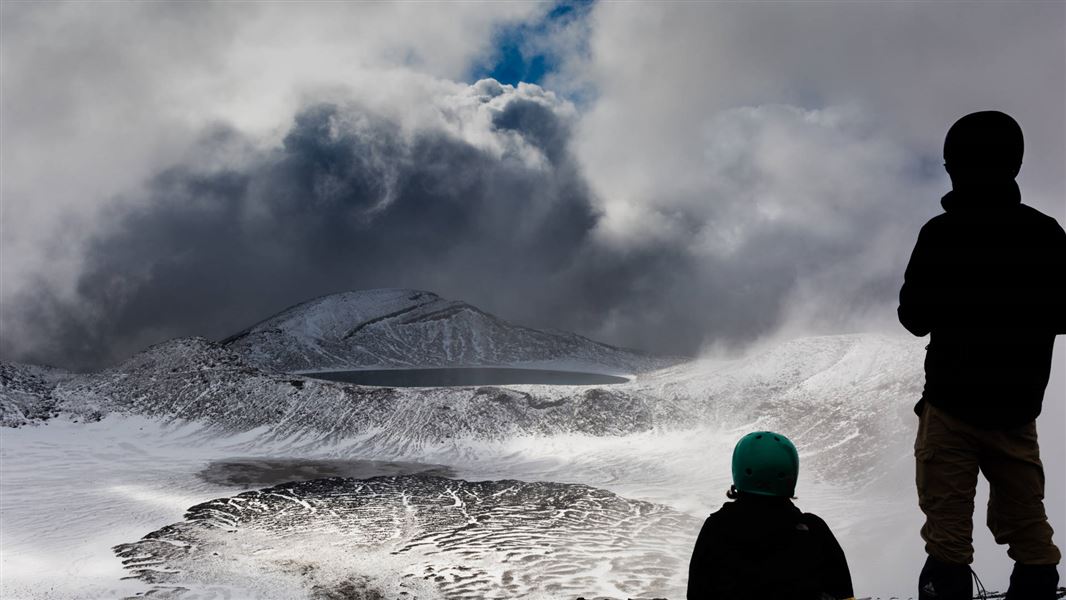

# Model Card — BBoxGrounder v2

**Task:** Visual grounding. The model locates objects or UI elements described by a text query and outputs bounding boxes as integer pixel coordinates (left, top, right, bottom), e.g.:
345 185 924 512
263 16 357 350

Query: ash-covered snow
113 475 696 599
221 289 677 374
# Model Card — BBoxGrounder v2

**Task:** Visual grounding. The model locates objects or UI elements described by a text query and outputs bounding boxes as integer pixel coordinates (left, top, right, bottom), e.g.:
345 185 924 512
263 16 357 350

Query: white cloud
0 1 543 317
3 1 1063 361
574 2 1064 217
567 1 1063 338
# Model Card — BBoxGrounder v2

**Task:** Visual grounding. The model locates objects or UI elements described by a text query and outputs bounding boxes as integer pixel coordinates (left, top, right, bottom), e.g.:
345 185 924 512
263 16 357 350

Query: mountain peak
221 289 673 374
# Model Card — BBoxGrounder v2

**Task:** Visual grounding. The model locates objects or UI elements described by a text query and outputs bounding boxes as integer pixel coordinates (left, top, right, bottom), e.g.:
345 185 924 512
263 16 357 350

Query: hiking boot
918 555 972 600
1005 563 1059 600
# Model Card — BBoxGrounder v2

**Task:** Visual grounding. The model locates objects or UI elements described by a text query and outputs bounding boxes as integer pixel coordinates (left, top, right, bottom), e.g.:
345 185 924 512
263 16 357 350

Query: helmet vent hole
745 468 753 475
773 436 780 441
755 434 763 439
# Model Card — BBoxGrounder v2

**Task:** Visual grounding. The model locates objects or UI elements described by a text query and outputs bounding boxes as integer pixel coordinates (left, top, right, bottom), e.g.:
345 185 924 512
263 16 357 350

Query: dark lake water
300 367 630 387
199 458 456 488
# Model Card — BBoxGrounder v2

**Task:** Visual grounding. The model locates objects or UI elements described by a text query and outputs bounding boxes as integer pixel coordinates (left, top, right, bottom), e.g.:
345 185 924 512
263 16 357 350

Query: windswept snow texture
41 336 663 450
221 289 676 374
114 475 697 600
4 333 1063 597
10 332 926 486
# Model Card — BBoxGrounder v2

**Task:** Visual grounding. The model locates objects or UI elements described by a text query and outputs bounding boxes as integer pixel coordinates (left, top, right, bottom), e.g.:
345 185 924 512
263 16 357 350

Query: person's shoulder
707 501 736 519
697 502 737 538
797 511 833 533
912 213 954 250
1017 204 1065 230
919 212 952 234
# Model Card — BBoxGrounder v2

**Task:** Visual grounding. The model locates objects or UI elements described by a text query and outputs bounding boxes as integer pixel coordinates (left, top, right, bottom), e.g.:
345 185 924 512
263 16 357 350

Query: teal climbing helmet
731 431 799 498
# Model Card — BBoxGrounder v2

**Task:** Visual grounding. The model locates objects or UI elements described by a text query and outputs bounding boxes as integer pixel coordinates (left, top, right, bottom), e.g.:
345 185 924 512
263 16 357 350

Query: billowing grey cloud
3 2 1063 376
0 1 544 349
4 83 938 370
4 82 601 369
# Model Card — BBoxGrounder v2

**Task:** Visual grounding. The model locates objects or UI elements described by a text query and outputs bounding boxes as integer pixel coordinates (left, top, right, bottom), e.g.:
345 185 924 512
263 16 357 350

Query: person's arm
806 514 855 600
1005 217 1066 333
687 517 713 599
1044 221 1066 334
898 223 937 336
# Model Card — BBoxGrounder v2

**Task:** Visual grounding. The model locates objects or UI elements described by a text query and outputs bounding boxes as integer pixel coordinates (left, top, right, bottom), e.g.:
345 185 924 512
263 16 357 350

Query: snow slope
220 289 676 374
3 333 925 483
3 328 1063 598
9 331 925 488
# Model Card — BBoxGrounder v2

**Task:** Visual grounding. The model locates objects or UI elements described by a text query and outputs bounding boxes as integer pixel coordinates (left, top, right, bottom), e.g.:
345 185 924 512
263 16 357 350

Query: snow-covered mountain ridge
1 288 678 429
221 288 677 374
0 362 72 427
2 330 926 490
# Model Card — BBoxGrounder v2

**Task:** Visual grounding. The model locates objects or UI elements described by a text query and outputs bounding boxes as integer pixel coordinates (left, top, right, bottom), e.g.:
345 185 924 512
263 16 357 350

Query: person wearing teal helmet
731 429 801 498
687 431 855 600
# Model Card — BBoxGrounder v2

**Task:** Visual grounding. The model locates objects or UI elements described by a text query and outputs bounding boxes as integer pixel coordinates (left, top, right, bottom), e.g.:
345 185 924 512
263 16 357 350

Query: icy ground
0 412 1024 600
0 416 872 599
2 334 1063 599
114 475 697 599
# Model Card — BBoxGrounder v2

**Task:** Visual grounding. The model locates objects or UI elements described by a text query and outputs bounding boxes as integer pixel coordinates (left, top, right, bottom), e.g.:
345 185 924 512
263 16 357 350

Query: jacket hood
941 180 1021 213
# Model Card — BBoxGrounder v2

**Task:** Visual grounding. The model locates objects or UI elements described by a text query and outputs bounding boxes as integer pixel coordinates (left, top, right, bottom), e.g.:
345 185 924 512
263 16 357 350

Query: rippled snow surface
3 334 1063 599
114 476 697 599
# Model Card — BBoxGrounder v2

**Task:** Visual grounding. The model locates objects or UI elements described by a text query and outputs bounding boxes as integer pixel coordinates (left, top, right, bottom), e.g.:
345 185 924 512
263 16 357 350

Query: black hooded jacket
898 182 1066 429
687 494 854 600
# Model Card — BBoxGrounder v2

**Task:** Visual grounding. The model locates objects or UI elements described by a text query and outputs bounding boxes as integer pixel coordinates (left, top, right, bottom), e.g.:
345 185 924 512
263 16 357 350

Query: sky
1 1 1064 370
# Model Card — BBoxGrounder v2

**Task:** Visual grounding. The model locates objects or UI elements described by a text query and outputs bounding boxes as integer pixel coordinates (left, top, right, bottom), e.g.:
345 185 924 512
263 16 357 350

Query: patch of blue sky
472 0 592 89
486 44 549 87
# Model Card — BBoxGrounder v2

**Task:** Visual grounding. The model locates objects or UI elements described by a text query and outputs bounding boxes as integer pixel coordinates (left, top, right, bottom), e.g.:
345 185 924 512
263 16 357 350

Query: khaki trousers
914 402 1061 565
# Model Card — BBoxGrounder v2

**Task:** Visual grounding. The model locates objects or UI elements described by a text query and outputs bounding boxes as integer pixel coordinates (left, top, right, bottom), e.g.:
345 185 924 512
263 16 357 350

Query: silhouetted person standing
899 111 1065 600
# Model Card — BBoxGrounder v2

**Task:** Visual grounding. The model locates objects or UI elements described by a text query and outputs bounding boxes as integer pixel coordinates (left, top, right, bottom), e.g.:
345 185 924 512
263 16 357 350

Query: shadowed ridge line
218 289 439 345
341 298 443 339
407 301 682 359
